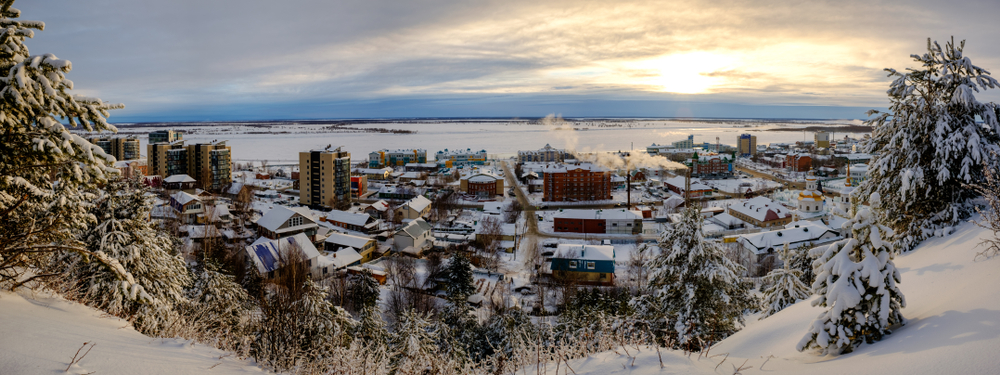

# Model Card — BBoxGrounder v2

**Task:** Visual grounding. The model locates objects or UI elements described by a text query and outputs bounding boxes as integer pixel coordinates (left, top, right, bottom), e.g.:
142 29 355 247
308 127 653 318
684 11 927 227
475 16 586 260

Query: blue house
549 244 616 286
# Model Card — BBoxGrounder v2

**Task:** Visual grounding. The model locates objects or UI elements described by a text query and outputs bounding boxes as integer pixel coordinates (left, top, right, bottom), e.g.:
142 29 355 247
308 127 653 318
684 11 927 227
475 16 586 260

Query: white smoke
540 112 686 172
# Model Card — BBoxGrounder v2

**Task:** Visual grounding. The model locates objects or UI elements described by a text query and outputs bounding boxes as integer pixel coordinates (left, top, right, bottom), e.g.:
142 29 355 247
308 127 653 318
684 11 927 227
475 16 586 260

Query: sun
624 52 738 94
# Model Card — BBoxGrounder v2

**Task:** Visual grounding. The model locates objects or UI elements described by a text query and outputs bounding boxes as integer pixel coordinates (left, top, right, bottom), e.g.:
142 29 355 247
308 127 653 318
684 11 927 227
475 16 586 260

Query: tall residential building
146 139 232 190
368 149 426 168
738 134 757 156
87 136 141 161
187 141 232 191
300 148 352 208
149 130 183 144
435 148 487 168
815 131 831 148
672 135 695 149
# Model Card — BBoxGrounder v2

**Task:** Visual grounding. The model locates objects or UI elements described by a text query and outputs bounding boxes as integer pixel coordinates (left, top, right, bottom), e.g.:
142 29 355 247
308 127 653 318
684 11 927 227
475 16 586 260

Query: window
569 261 578 268
288 216 303 227
587 262 595 270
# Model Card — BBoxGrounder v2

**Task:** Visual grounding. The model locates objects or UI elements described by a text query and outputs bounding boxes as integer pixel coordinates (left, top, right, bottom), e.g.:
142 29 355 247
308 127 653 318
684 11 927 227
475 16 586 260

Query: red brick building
542 163 612 202
460 173 504 198
785 153 812 172
687 152 734 177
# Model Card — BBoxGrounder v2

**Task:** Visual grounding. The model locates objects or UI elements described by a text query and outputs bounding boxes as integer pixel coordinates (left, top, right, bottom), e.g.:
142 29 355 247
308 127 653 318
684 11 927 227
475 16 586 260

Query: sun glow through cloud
622 52 739 94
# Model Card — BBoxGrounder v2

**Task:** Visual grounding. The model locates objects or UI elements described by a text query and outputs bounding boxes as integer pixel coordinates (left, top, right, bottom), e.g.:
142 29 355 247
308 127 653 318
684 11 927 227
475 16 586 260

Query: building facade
815 131 831 148
460 173 504 198
553 209 642 234
549 244 616 286
517 144 572 163
88 136 141 162
738 134 757 156
541 163 612 202
350 175 368 199
435 148 487 168
149 130 183 144
687 152 734 177
368 149 427 168
147 139 231 190
786 153 812 172
299 148 352 208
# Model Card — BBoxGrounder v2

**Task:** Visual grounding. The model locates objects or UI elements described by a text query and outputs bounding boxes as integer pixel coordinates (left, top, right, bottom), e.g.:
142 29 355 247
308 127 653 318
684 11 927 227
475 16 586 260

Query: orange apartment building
541 163 612 202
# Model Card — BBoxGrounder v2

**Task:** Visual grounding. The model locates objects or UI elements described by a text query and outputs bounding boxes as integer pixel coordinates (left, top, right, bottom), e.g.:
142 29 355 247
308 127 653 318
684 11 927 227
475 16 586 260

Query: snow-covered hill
559 218 1000 374
0 291 263 375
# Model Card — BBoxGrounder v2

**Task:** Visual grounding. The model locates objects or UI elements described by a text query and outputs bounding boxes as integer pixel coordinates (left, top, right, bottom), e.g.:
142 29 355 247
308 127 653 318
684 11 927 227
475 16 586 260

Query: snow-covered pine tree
761 243 811 317
630 207 756 350
859 37 1000 252
444 251 476 302
389 309 439 374
185 260 256 352
350 269 389 347
789 241 817 286
53 175 191 335
0 0 124 288
798 192 906 355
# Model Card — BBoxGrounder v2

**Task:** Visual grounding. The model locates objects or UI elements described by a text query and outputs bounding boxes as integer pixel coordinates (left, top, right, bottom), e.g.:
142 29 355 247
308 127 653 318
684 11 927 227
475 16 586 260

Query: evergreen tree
0 0 125 288
630 207 756 350
53 176 191 335
860 37 1000 252
477 308 536 361
185 260 255 350
798 193 906 355
390 309 439 374
789 242 816 286
761 243 811 317
350 270 388 347
444 252 476 302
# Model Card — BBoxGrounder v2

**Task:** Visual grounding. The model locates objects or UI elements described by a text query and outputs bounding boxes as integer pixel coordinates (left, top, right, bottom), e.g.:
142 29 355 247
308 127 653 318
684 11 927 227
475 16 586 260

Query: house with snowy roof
549 244 616 286
254 205 319 240
323 210 382 234
163 174 197 191
393 218 433 254
324 232 378 263
736 221 841 258
169 191 203 224
663 176 713 199
553 209 643 235
395 195 432 220
363 200 391 219
245 233 322 279
727 196 793 228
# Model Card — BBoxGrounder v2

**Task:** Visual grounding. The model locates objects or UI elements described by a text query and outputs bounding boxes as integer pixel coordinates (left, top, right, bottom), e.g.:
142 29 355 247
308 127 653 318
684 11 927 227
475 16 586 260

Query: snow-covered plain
104 120 867 164
558 217 1000 375
0 291 262 375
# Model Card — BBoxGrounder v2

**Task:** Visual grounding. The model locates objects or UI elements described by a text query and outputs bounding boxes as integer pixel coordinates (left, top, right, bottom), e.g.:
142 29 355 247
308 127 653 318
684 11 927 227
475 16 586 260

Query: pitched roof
322 247 362 270
664 176 712 191
552 244 615 261
403 195 432 213
737 221 839 254
255 205 317 232
244 233 321 274
163 174 196 183
324 232 373 249
728 197 792 223
396 218 432 239
171 191 200 206
325 210 373 227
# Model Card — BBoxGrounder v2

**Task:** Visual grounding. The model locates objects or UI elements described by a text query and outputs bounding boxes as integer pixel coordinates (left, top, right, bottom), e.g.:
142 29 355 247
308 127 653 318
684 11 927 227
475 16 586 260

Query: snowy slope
560 218 1000 375
0 291 263 375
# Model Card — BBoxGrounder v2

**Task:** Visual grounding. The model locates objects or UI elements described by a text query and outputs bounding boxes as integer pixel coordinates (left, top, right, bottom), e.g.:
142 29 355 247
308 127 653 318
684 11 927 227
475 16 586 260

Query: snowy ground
0 291 262 375
558 217 1000 375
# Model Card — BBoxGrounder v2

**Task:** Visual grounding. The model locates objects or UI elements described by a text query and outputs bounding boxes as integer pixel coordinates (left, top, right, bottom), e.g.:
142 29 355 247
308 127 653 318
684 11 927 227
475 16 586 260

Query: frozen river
108 119 867 164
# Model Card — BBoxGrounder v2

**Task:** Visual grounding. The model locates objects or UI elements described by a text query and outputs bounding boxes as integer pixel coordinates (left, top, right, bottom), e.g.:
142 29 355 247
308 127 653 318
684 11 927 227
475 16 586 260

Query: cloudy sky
20 0 1000 122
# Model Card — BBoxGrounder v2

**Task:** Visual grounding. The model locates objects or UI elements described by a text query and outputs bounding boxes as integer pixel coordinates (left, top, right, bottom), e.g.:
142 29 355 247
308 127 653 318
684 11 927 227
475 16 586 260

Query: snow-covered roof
554 209 641 221
321 247 363 270
163 174 196 183
483 202 504 215
368 200 390 212
402 195 432 213
710 213 745 227
255 205 317 232
538 162 609 173
463 173 500 183
324 232 373 249
738 221 839 254
171 191 200 206
226 182 245 196
552 244 615 261
245 233 321 274
664 176 712 191
325 210 373 227
396 218 432 239
728 197 792 223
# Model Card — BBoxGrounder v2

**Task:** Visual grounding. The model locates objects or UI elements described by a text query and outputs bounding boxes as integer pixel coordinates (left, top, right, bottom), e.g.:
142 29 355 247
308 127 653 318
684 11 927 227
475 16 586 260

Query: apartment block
300 148 352 208
541 162 612 202
87 136 141 161
738 134 757 156
435 148 487 168
146 138 232 190
149 130 183 144
368 149 426 168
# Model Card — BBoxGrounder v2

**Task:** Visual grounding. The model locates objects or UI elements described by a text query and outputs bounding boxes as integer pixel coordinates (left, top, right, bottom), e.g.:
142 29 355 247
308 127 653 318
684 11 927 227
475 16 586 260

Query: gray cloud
18 0 1000 120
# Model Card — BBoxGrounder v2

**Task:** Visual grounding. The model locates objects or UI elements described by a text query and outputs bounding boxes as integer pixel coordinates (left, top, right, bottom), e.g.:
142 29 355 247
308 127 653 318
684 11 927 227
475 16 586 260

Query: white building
394 218 433 254
736 221 841 257
797 170 825 214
